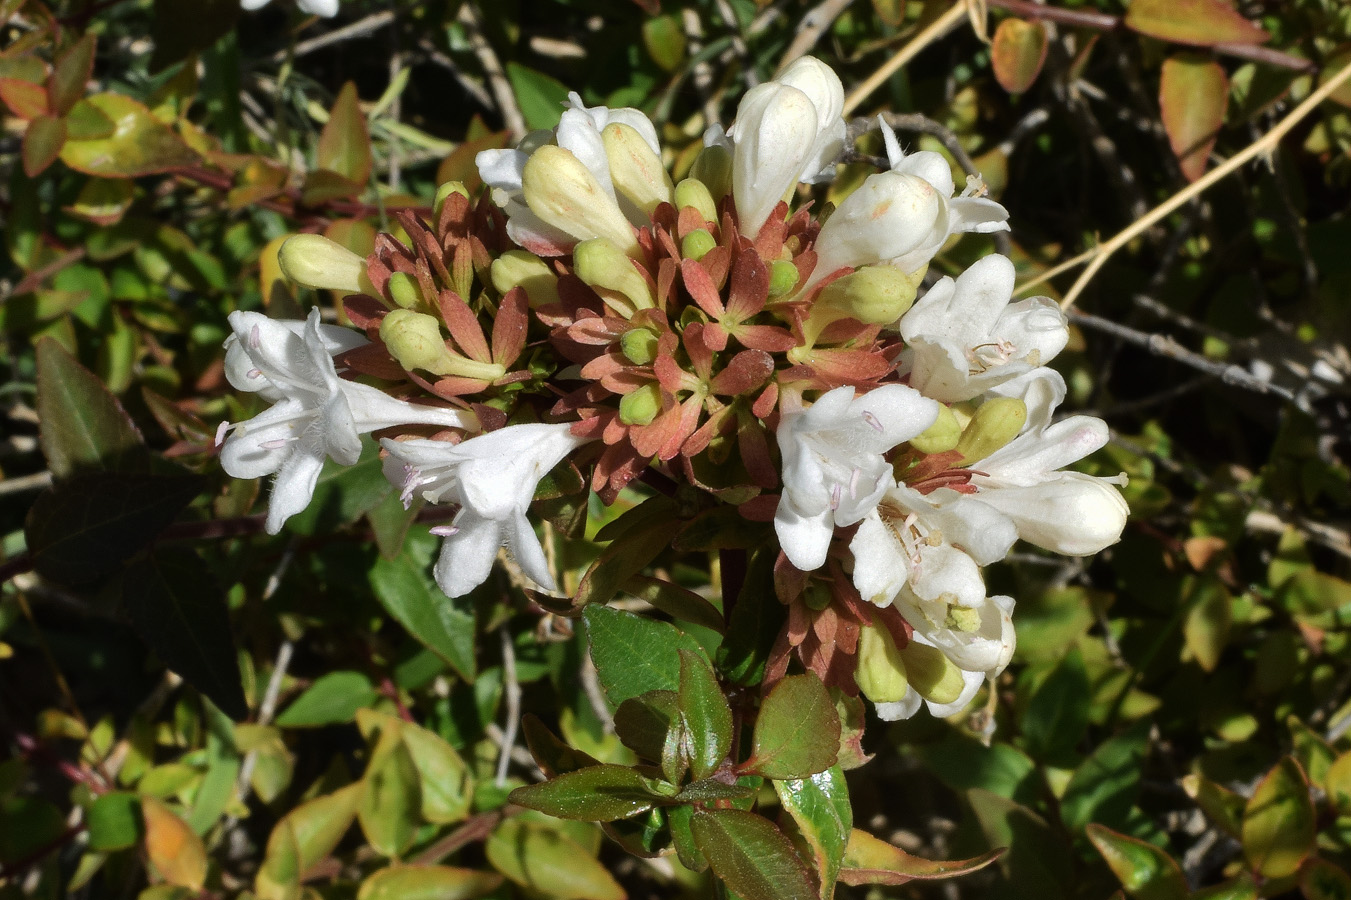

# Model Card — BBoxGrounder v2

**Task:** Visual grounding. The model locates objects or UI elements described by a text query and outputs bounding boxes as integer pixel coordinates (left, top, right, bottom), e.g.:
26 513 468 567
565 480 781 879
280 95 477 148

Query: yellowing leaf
59 93 197 177
1160 56 1229 182
991 19 1048 94
317 81 372 186
486 818 625 900
1124 0 1267 46
140 796 207 890
1242 758 1315 878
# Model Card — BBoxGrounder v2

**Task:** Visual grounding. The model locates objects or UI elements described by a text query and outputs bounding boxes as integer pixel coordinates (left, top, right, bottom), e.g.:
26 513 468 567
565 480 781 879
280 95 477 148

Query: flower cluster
219 57 1128 722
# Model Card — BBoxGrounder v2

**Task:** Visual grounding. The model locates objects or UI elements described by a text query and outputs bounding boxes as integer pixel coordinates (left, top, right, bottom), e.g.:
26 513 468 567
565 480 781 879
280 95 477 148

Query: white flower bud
811 172 944 284
602 122 674 216
521 145 640 257
731 82 819 237
278 234 374 295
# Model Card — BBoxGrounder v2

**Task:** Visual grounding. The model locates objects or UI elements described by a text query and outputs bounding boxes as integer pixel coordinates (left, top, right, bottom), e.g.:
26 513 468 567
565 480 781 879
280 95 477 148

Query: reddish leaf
318 81 373 186
23 115 66 176
49 34 95 115
840 828 1002 886
1124 0 1267 47
1160 55 1228 182
991 18 1048 94
0 77 49 118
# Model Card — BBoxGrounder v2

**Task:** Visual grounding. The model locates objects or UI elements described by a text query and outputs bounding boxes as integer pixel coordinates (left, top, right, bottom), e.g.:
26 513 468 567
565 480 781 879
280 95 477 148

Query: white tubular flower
849 481 1016 609
381 424 590 598
726 56 846 236
219 310 472 535
877 119 1009 273
241 0 338 15
224 314 366 402
775 385 939 572
894 590 1016 675
899 255 1068 403
969 416 1130 556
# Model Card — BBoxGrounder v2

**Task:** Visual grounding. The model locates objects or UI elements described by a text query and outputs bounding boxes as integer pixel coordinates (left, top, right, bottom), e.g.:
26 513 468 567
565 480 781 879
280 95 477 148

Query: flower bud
855 624 909 704
491 250 560 308
768 259 801 298
619 383 662 426
689 145 732 201
387 272 425 310
521 145 640 256
898 640 966 705
681 229 717 262
810 172 943 285
381 309 453 374
732 82 818 237
574 237 655 313
909 404 961 455
674 178 718 224
955 397 1027 465
434 181 469 218
818 265 919 324
620 328 659 365
278 234 376 295
603 122 674 216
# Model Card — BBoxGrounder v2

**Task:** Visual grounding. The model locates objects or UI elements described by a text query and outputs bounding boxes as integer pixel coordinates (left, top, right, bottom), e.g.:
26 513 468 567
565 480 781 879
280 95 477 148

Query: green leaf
1160 55 1229 182
623 574 725 633
36 337 145 477
256 783 362 899
1181 773 1244 837
1301 858 1351 900
509 765 663 821
22 114 65 176
1182 575 1231 672
87 792 143 851
359 738 422 858
318 81 372 186
49 35 95 116
691 808 817 900
601 806 670 858
275 671 377 728
744 675 840 780
59 93 197 177
839 827 1002 886
613 690 681 770
583 605 705 707
990 18 1048 94
776 766 852 898
1086 824 1187 900
1123 0 1267 46
914 730 1038 804
716 549 783 685
575 503 682 608
1059 722 1149 832
64 98 115 140
1242 757 1315 878
1022 646 1089 764
967 788 1071 898
485 818 625 900
1280 570 1351 628
1289 716 1337 790
400 722 472 825
641 15 686 72
506 63 570 131
673 779 758 803
26 472 201 585
522 714 603 777
668 803 707 872
1190 874 1257 900
370 529 476 681
122 550 248 721
678 649 732 780
186 699 241 834
357 865 503 900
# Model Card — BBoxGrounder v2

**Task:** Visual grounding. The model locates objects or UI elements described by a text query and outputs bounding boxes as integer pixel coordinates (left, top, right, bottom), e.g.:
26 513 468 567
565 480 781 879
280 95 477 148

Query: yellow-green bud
802 583 832 611
945 605 981 633
387 272 425 310
574 237 655 313
620 328 659 365
954 397 1027 465
602 123 674 216
434 181 470 218
816 265 920 325
674 178 718 224
689 144 732 201
768 259 801 299
521 145 640 257
491 250 560 308
381 310 453 374
681 229 717 262
910 404 961 455
855 625 909 704
619 383 662 426
899 640 967 705
278 234 375 295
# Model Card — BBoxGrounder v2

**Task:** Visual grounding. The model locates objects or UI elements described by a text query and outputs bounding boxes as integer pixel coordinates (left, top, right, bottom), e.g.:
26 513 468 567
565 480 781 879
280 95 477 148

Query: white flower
241 0 338 16
873 631 991 722
719 56 846 236
775 385 939 571
219 309 472 534
968 416 1130 556
381 423 590 598
899 255 1068 403
893 589 1015 676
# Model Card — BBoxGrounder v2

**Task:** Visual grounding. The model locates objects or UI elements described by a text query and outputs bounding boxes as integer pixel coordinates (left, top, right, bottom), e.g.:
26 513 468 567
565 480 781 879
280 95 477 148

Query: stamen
247 368 262 379
214 421 230 448
260 438 294 450
849 467 862 497
429 525 460 537
248 324 261 350
861 410 883 432
830 483 843 510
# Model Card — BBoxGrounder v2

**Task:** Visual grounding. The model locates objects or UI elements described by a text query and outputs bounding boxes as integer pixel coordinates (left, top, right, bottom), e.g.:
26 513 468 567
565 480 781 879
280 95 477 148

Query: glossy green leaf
623 574 725 632
1059 722 1149 831
678 649 732 780
485 818 624 900
318 81 372 186
668 803 707 872
776 766 852 898
370 530 476 681
35 337 145 477
1160 56 1229 182
1242 757 1315 878
360 737 422 858
357 864 503 900
509 764 663 821
1280 570 1351 628
614 690 681 769
692 808 816 900
506 63 570 131
1123 0 1267 46
991 18 1047 94
186 700 241 834
673 779 757 803
255 783 362 899
122 550 248 721
840 827 1002 886
1288 716 1336 791
1190 874 1257 900
744 675 840 780
1086 824 1187 900
584 604 705 707
59 93 197 177
64 97 115 140
275 671 377 728
602 806 670 858
523 714 603 777
1022 646 1089 764
22 114 65 176
87 792 143 851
